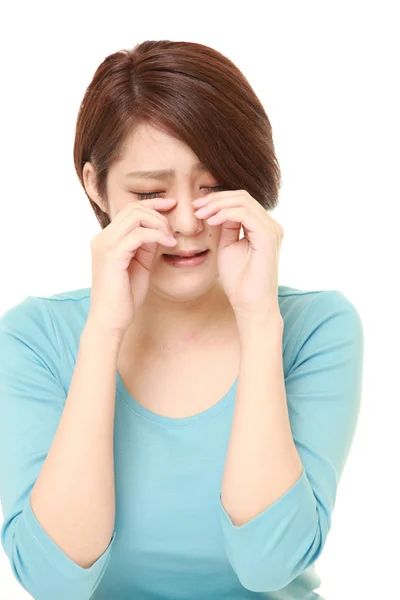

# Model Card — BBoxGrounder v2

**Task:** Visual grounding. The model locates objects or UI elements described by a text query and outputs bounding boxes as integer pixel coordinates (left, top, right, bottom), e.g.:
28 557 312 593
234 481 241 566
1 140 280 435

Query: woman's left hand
192 189 284 322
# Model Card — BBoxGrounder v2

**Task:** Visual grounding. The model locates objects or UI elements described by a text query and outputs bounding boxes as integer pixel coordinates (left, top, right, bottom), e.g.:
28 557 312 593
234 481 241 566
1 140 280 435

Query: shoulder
0 287 92 379
278 285 364 372
279 284 362 329
0 286 92 339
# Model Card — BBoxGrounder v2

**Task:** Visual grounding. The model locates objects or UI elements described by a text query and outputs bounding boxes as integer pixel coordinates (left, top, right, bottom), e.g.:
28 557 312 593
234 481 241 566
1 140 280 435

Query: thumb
218 220 241 250
130 243 158 273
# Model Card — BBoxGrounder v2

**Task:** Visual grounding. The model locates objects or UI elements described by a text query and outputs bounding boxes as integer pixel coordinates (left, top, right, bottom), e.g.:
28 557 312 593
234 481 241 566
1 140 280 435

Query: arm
221 314 304 526
218 290 364 593
0 298 122 599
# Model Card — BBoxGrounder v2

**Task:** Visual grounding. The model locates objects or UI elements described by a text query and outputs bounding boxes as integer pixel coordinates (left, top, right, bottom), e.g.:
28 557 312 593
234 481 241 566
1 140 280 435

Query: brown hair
73 40 282 230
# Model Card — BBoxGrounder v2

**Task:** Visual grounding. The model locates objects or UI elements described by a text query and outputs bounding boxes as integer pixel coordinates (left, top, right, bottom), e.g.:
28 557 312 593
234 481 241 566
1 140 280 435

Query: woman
0 40 364 599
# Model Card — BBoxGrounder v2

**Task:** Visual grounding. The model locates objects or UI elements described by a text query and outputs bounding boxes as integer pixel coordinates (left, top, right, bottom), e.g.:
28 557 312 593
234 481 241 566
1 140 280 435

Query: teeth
165 250 207 258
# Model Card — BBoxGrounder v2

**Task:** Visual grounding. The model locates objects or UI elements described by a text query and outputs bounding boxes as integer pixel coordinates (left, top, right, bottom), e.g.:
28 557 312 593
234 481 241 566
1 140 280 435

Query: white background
0 1 399 598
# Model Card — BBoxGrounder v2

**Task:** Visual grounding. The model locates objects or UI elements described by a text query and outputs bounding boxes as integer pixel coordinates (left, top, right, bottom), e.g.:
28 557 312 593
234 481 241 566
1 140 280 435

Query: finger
108 198 177 243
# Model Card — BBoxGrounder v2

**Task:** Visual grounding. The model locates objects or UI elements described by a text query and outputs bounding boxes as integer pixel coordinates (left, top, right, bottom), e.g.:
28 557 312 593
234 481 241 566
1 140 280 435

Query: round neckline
115 368 238 428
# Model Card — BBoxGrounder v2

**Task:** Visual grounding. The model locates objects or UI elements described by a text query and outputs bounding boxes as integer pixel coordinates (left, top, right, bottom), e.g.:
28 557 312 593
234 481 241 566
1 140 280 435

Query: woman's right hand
88 197 178 337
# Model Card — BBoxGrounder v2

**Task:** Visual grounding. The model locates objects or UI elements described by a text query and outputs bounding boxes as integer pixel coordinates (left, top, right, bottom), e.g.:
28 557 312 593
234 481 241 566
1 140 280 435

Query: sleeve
0 297 116 600
217 290 364 593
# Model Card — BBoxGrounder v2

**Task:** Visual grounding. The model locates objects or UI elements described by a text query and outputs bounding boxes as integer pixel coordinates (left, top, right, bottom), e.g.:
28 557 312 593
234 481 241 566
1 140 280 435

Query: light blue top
0 285 364 600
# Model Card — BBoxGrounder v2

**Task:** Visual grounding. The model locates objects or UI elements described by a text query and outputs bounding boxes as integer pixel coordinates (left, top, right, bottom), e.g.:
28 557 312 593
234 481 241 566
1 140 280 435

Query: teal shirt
0 285 364 599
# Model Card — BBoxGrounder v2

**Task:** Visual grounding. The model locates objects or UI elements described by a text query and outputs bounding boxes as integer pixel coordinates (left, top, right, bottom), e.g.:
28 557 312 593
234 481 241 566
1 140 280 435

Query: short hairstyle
73 40 282 229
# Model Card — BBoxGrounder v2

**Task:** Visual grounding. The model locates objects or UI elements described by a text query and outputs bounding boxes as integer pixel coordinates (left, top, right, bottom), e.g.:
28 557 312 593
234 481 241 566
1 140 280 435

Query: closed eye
133 185 225 200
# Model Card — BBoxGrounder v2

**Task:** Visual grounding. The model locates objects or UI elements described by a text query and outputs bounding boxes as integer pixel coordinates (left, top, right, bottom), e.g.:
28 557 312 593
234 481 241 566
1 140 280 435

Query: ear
82 162 107 213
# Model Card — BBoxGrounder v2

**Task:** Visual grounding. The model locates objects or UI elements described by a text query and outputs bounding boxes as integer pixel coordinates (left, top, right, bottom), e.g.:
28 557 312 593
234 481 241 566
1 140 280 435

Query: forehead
118 122 201 172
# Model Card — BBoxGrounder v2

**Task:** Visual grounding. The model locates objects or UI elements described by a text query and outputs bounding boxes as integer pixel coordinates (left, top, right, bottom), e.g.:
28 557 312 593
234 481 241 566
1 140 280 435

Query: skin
82 121 236 355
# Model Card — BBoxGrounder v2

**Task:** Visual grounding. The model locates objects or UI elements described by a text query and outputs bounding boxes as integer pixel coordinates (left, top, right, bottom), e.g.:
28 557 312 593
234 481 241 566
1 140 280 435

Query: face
84 121 225 305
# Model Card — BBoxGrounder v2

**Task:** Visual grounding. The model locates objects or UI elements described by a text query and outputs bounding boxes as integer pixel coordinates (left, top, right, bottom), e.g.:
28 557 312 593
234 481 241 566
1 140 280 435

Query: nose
168 197 204 236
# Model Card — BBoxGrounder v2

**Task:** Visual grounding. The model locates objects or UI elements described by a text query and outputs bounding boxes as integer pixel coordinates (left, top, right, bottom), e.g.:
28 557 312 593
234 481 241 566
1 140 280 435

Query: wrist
83 316 127 351
237 312 283 344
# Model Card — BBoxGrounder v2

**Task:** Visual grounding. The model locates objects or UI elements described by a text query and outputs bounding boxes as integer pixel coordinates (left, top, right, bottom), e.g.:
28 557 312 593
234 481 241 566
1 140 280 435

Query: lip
162 249 209 268
163 249 208 257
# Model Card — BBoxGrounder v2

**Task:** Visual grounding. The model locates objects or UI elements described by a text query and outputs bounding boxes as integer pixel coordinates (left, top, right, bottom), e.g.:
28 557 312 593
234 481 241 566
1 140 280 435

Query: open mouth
162 249 210 266
165 250 208 258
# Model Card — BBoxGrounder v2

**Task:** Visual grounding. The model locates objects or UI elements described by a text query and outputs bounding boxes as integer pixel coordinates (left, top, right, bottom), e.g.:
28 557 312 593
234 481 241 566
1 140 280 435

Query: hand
193 189 284 321
89 197 177 337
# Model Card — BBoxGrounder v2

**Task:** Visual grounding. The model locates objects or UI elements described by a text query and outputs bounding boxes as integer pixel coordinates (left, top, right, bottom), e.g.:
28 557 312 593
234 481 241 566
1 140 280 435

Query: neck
124 282 234 355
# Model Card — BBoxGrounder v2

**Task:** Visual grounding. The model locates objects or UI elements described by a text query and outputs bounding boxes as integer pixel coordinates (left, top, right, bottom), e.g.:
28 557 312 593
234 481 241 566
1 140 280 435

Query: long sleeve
0 297 116 600
218 290 364 592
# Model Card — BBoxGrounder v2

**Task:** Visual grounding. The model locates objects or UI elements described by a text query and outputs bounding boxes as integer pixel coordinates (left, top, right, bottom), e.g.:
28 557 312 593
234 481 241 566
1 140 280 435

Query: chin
150 271 219 297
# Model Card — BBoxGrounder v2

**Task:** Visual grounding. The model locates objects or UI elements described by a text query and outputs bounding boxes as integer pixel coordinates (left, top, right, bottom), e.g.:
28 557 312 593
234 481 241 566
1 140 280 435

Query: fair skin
82 123 303 534
82 121 237 355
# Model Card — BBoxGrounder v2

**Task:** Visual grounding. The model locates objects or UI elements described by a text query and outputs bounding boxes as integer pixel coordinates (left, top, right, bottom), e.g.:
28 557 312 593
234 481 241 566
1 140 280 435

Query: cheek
210 225 222 246
110 197 130 220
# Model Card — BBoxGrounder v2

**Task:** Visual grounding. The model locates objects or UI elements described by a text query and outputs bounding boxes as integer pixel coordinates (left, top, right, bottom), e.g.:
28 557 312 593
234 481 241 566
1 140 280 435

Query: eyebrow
125 162 209 180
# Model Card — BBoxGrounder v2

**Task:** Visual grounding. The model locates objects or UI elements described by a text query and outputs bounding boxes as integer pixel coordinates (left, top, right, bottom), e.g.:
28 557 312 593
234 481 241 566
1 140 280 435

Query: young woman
0 40 364 600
